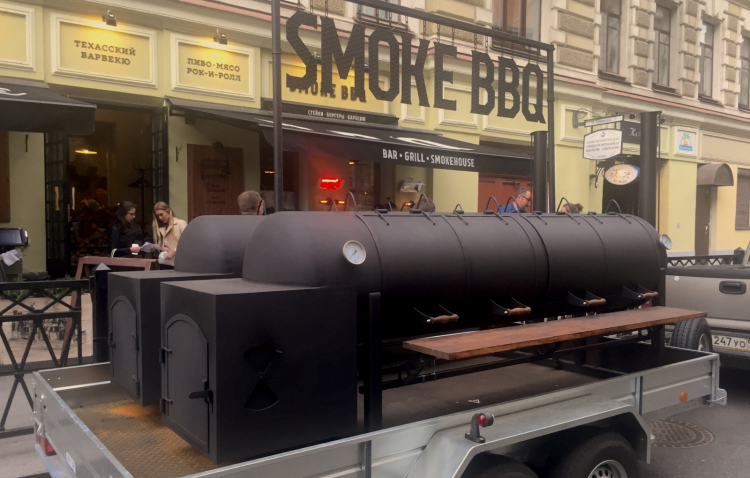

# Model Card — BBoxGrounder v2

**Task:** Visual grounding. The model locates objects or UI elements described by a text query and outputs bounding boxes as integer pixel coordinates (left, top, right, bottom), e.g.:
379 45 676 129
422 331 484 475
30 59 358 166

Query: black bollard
90 263 111 363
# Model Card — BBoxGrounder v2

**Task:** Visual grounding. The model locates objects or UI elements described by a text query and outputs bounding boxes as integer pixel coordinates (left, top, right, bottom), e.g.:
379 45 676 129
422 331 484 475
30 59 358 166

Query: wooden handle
509 307 532 316
641 292 658 300
429 314 459 324
586 299 607 307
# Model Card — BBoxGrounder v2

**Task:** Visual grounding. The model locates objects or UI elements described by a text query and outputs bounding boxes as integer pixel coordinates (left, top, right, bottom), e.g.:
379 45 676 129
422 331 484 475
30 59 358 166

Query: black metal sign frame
271 0 556 212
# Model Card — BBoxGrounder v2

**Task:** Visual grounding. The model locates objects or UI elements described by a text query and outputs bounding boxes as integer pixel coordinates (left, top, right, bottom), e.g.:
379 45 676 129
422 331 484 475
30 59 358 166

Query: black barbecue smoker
158 210 666 463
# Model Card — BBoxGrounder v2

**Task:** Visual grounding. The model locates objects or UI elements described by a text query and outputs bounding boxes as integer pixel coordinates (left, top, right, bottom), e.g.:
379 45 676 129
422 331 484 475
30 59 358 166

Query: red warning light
318 178 343 190
476 414 488 427
39 437 56 456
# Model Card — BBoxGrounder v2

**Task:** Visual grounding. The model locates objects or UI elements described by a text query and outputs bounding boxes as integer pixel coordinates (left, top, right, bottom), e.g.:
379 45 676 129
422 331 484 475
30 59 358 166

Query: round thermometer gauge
343 240 366 265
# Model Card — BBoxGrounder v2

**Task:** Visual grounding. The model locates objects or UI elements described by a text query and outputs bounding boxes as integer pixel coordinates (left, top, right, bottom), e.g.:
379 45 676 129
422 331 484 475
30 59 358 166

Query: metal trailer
33 342 725 478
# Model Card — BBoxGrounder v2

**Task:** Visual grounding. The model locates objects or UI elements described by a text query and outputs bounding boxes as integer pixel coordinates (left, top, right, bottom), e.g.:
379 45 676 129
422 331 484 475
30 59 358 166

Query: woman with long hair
109 201 143 257
151 202 187 267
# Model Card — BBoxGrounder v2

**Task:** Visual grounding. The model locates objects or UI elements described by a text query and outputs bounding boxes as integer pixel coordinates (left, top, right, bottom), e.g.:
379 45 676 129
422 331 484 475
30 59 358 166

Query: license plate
713 334 750 352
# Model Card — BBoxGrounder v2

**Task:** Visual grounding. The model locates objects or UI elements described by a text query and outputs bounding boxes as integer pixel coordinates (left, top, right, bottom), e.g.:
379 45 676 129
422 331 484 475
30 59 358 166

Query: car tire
463 454 539 478
670 317 712 352
547 431 639 478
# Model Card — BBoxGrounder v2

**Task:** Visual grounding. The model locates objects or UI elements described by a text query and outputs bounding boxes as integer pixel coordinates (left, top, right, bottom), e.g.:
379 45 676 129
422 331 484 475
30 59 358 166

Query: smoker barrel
108 215 264 406
175 215 265 274
242 211 662 330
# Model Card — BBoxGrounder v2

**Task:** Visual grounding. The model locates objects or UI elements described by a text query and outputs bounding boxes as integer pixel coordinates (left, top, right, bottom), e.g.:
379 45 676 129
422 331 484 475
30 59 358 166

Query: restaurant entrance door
187 144 244 220
43 106 167 276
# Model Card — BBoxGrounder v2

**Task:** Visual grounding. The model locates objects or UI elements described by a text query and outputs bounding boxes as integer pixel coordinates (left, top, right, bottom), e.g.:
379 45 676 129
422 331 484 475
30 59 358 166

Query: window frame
653 5 672 88
491 0 542 49
736 168 750 230
740 37 750 109
356 0 401 24
599 0 623 75
699 22 715 99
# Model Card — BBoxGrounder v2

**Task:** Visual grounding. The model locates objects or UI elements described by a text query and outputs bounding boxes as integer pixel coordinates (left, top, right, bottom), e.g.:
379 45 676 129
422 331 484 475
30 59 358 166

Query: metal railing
668 254 740 267
0 279 88 435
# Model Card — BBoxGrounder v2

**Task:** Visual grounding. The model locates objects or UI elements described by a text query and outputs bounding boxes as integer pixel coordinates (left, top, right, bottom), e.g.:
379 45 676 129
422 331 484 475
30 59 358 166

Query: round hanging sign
605 164 640 185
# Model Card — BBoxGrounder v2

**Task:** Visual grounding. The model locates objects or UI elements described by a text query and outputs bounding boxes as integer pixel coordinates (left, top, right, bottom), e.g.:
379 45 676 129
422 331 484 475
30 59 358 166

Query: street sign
605 164 640 185
583 129 623 160
584 115 624 127
622 121 641 144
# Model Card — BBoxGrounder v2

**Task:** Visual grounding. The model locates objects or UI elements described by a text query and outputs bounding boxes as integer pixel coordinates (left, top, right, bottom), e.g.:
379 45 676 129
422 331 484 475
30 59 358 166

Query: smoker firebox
108 215 264 406
160 279 357 463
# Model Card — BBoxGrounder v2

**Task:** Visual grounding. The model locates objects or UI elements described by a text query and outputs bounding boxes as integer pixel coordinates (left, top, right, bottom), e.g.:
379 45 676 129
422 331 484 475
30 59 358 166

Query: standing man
238 191 265 215
506 188 531 213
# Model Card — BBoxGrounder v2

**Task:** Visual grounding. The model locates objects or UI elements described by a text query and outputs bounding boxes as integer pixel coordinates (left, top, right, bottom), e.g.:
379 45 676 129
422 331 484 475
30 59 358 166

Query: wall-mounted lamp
399 177 425 193
214 29 227 45
103 10 116 27
401 201 415 211
75 149 98 155
263 170 275 174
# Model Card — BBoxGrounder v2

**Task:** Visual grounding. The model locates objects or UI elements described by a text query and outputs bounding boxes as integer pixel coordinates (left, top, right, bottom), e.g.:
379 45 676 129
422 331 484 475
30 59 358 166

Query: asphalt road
642 366 750 478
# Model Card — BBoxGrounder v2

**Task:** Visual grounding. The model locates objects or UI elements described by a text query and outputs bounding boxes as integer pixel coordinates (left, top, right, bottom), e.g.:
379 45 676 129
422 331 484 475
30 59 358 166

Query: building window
358 0 399 22
700 23 714 98
736 169 750 229
492 0 542 41
740 38 750 108
653 6 672 87
599 0 622 74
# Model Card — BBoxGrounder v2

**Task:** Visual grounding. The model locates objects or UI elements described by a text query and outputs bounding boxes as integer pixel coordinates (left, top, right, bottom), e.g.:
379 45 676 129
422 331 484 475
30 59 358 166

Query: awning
167 98 531 175
697 163 734 187
0 79 96 135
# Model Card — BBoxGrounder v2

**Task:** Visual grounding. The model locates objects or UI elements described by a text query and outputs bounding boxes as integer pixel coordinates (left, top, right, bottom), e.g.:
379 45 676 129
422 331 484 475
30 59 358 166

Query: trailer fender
405 394 649 478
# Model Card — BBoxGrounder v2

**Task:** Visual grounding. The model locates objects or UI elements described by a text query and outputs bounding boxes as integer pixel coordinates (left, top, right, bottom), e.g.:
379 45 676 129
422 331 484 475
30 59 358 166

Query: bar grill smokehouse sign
285 12 545 123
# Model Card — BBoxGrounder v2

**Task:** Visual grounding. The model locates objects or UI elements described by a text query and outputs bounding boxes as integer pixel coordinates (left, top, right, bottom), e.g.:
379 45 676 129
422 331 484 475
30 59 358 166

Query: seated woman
109 201 143 257
151 202 188 268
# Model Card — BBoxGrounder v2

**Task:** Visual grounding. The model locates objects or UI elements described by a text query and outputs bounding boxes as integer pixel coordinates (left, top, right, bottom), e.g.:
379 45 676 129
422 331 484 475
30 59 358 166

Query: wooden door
187 145 244 220
695 186 711 256
478 175 532 212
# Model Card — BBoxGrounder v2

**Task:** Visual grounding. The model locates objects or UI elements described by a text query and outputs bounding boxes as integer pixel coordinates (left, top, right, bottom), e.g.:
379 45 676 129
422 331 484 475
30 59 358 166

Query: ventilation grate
243 346 282 411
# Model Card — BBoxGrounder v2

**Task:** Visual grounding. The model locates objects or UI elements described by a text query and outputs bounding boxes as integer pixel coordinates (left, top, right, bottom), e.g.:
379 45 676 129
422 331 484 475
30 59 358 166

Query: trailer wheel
670 318 712 352
548 432 639 478
463 454 538 478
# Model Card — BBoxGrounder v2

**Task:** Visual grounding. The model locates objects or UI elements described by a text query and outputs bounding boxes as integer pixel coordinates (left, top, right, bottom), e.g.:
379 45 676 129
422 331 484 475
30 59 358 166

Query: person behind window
506 188 531 213
109 201 143 258
151 202 187 268
238 190 265 215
